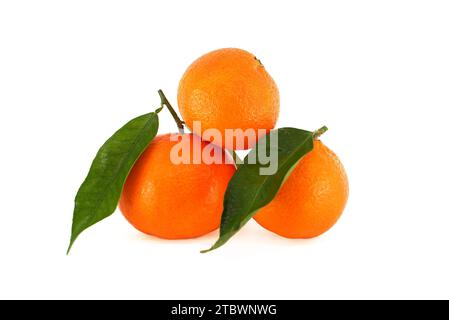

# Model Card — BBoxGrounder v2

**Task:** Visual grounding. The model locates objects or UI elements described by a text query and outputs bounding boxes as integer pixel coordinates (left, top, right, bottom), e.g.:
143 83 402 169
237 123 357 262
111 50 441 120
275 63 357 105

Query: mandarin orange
177 48 279 150
254 140 349 238
119 134 236 239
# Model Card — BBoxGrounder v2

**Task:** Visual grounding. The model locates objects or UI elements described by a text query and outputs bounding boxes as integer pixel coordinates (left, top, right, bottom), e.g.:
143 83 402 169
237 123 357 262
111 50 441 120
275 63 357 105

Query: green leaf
68 112 160 253
202 127 317 253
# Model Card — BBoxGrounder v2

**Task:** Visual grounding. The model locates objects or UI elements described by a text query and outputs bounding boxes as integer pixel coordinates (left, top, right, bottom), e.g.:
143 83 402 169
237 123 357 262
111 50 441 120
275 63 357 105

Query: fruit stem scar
312 126 328 140
254 56 264 67
158 89 185 134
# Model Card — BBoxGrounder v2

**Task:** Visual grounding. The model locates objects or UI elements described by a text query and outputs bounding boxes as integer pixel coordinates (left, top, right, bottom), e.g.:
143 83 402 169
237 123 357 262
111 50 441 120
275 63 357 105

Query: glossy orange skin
119 134 236 239
178 48 280 150
254 141 349 239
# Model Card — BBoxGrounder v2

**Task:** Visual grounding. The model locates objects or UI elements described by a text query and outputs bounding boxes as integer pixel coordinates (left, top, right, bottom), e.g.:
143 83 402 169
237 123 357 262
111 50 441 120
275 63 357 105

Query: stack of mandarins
120 48 348 241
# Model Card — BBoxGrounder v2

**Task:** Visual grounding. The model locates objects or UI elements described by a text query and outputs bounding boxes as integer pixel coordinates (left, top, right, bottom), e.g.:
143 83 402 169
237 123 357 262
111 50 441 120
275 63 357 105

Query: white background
1 1 448 300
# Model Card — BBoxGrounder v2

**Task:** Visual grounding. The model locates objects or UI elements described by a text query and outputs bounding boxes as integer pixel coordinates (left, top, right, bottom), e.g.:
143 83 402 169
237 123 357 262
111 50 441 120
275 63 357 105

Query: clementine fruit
254 140 349 238
177 48 280 150
119 133 236 239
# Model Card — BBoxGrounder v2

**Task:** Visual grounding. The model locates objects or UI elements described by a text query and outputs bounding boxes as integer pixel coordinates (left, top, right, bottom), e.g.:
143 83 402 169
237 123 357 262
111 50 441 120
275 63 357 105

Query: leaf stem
158 89 185 134
312 126 328 140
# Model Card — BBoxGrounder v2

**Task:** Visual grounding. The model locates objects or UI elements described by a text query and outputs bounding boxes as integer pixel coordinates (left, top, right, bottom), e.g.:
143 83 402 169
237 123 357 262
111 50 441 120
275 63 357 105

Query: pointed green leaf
203 127 316 253
68 112 159 253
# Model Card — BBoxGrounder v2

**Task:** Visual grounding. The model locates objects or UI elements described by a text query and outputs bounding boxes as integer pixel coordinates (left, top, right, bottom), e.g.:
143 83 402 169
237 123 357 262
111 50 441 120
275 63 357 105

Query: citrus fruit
254 140 349 238
177 48 280 150
119 133 236 239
